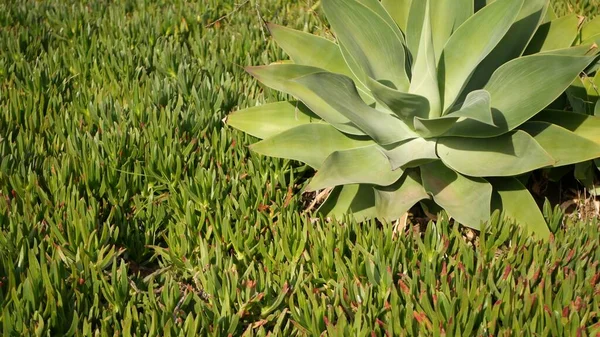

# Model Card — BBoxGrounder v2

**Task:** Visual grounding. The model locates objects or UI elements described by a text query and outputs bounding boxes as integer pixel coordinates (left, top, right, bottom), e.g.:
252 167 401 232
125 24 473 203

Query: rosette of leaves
227 0 600 238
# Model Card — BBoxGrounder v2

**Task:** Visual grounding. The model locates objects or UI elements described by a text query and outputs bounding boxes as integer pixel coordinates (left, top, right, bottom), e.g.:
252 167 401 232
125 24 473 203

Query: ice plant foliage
228 0 600 238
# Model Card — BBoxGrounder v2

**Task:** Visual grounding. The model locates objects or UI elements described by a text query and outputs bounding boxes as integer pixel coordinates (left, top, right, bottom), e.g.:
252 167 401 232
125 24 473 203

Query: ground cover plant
0 0 599 336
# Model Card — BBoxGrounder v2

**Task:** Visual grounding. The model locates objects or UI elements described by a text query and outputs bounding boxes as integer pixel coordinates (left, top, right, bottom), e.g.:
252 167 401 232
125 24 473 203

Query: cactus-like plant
227 0 600 238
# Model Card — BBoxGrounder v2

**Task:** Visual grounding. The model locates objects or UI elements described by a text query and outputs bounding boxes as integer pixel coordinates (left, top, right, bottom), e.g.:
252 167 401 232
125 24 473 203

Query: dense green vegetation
0 1 598 336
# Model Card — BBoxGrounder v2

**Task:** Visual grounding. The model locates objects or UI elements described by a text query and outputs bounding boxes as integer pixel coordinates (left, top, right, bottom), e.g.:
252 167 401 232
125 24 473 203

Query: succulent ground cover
0 0 599 336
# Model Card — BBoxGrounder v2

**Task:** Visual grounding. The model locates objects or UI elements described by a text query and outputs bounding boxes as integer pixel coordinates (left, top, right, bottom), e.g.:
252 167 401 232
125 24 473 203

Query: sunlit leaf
430 0 474 62
525 14 579 54
381 0 412 32
267 24 352 76
415 90 494 137
461 0 548 93
445 54 595 137
409 0 441 118
581 16 600 44
307 146 403 191
227 101 321 139
293 72 419 145
366 77 430 124
405 0 427 59
250 124 372 169
246 64 365 135
437 131 554 177
439 0 523 111
322 0 410 91
382 138 438 170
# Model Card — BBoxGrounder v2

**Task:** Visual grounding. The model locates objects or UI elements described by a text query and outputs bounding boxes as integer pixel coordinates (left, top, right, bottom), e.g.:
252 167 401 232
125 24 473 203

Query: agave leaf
374 170 430 221
413 117 459 138
322 0 410 91
409 0 441 118
366 77 430 123
461 0 548 94
413 118 458 138
266 24 376 102
446 90 494 124
267 24 353 77
539 43 599 56
318 184 377 221
293 72 419 145
445 54 595 137
227 101 322 139
430 0 474 62
533 110 600 144
355 0 405 42
306 146 404 191
382 138 438 170
519 121 600 166
525 14 579 54
595 159 600 172
439 0 523 112
336 43 376 103
246 63 323 85
414 90 494 137
437 130 555 177
596 100 600 116
246 64 365 135
381 0 412 32
405 0 427 60
489 177 549 239
250 124 373 169
421 161 493 229
581 16 600 44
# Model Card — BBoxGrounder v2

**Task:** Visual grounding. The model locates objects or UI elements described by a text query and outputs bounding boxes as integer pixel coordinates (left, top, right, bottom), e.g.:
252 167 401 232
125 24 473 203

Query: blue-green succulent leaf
250 124 373 169
322 0 410 91
382 138 438 170
227 101 322 139
444 54 595 137
437 130 555 177
293 72 419 145
246 64 365 135
307 146 403 191
440 0 524 112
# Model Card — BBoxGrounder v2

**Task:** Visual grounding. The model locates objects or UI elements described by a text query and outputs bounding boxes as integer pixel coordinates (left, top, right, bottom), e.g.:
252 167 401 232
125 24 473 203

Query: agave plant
227 0 600 238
